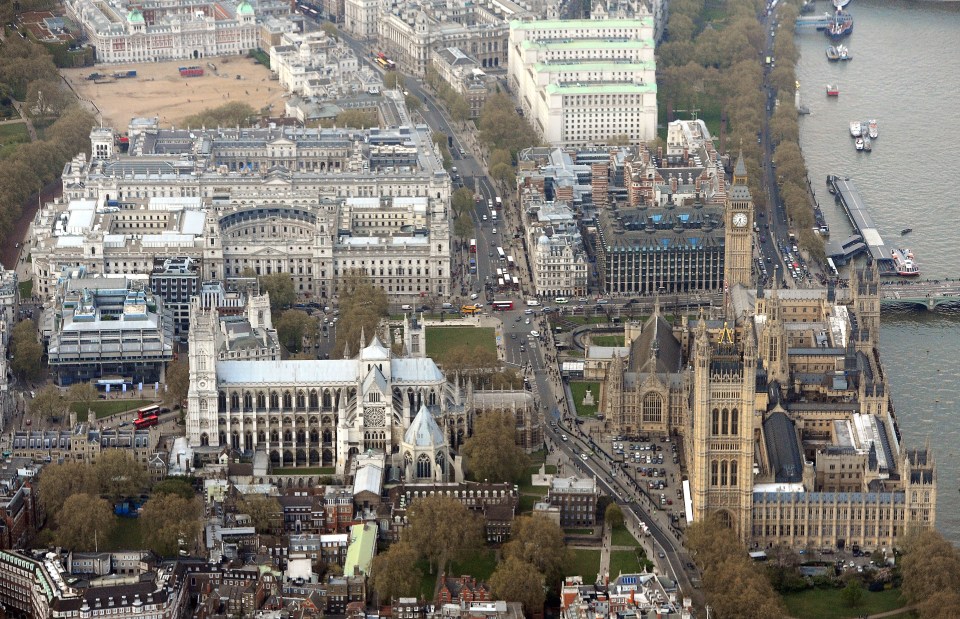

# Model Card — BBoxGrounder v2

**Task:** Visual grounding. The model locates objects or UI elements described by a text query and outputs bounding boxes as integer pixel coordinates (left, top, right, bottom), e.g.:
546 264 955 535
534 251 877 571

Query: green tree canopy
183 102 257 128
236 494 282 534
488 557 546 617
164 359 190 408
462 410 530 484
257 272 296 310
140 493 204 556
93 450 148 504
403 494 484 574
502 515 570 588
11 320 43 380
52 494 116 551
38 462 95 518
30 385 68 424
605 503 624 529
370 541 422 603
151 478 197 500
333 271 389 358
277 309 318 353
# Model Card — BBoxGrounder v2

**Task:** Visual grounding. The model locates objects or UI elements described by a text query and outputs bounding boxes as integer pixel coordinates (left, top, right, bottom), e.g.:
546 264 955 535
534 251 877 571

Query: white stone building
64 0 269 64
431 47 493 119
187 302 466 479
270 30 378 98
523 197 587 298
343 0 382 41
376 0 514 77
508 3 657 146
34 120 452 303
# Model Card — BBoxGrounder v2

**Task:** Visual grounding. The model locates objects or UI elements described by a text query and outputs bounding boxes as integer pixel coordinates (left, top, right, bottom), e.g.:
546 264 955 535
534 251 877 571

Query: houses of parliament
597 154 936 550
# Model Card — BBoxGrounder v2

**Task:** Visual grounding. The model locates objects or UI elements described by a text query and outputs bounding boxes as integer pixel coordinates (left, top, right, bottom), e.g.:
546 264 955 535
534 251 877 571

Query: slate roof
763 411 804 483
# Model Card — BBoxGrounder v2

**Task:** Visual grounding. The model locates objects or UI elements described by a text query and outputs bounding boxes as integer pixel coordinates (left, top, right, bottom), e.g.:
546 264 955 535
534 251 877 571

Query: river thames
795 0 960 542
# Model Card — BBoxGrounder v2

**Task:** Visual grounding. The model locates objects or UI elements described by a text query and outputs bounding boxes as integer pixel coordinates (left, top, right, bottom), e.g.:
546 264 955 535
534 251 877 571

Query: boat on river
828 10 854 39
863 137 872 152
827 83 840 96
855 137 864 151
901 228 913 235
868 119 878 139
891 248 921 277
850 120 862 137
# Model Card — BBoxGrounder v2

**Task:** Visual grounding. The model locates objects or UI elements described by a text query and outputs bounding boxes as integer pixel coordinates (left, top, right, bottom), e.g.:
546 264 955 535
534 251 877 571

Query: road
327 18 704 606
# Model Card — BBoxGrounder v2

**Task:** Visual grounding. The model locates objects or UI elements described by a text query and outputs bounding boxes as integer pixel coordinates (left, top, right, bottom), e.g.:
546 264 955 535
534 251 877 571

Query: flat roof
534 61 654 73
522 38 656 51
830 176 890 263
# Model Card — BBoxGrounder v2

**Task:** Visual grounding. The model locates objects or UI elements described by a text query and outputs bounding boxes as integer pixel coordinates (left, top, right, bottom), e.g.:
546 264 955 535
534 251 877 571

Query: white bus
496 247 506 261
495 196 502 207
491 209 498 222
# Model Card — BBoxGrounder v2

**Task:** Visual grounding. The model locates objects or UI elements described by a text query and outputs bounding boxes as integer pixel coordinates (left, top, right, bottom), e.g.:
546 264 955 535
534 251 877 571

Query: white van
441 302 453 309
554 297 569 304
470 293 480 300
401 304 413 311
526 299 541 307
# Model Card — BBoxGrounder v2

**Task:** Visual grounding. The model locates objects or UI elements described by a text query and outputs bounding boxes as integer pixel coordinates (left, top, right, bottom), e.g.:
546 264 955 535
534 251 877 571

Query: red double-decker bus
491 300 514 311
469 238 477 253
134 404 161 429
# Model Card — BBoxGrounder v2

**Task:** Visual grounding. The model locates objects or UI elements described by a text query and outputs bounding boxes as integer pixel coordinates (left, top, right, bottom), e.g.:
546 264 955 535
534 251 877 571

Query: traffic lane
551 424 693 594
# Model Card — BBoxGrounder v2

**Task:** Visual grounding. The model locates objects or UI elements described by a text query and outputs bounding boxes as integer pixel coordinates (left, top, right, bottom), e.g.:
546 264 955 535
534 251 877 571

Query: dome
237 1 255 16
538 234 550 245
127 8 145 23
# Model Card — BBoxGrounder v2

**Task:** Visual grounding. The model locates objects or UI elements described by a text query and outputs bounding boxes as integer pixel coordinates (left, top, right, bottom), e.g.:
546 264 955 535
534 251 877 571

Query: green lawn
448 548 498 581
560 316 609 325
783 587 908 619
610 526 639 547
517 463 556 495
518 494 540 513
568 381 600 417
568 549 601 584
18 279 32 299
609 549 643 579
0 122 30 148
271 467 335 475
69 399 156 420
104 516 144 551
426 326 496 365
590 334 624 347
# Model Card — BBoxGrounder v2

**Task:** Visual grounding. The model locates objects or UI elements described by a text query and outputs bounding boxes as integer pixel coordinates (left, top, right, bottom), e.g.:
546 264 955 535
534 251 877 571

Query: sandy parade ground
62 56 286 130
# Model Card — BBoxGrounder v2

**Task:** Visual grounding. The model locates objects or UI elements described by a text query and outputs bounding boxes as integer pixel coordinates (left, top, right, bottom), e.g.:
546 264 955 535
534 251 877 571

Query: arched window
711 409 719 435
218 392 227 412
243 392 252 410
257 392 266 409
309 391 319 409
642 392 663 424
721 409 729 435
730 409 739 435
730 460 738 487
417 453 432 479
283 392 292 410
720 460 728 486
710 460 718 486
199 400 208 413
230 392 240 411
270 392 279 410
296 391 306 409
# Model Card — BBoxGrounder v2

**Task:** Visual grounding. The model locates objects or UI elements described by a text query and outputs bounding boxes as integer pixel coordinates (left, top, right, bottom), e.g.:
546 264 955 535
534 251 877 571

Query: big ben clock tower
724 151 754 292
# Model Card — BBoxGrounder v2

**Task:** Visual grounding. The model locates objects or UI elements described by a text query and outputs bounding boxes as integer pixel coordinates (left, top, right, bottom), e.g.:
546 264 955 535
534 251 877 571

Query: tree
52 494 116 551
605 503 624 530
93 450 147 504
321 21 339 40
10 320 42 380
404 495 484 574
333 109 379 129
277 309 318 353
151 477 196 500
67 381 99 417
384 72 404 90
164 359 190 408
140 493 204 556
489 162 515 190
25 78 75 118
452 187 475 217
840 579 864 608
370 541 422 603
901 528 960 607
182 102 256 128
38 462 95 517
502 515 570 588
334 271 389 358
405 93 423 112
236 494 281 533
258 272 296 310
462 410 530 484
488 557 545 617
29 385 68 424
454 214 475 241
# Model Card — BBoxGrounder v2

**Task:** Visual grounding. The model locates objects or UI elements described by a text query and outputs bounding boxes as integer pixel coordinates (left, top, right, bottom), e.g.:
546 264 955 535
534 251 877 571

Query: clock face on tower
732 213 748 228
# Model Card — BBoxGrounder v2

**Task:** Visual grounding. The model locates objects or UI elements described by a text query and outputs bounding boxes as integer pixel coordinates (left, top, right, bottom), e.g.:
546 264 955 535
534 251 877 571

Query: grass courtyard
567 549 601 584
610 525 640 548
425 326 496 365
590 334 625 347
783 587 910 619
568 381 600 417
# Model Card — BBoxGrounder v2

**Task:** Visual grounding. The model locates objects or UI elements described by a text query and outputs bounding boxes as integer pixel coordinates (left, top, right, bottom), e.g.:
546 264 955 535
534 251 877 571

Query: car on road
524 308 534 315
658 552 666 558
561 434 568 441
581 453 589 460
511 333 517 340
525 318 531 324
519 345 525 352
530 330 540 337
491 227 497 234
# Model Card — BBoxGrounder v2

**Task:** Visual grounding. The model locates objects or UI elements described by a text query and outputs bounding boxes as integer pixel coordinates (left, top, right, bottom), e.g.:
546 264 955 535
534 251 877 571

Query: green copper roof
511 18 653 29
237 0 255 15
127 8 145 23
343 523 377 576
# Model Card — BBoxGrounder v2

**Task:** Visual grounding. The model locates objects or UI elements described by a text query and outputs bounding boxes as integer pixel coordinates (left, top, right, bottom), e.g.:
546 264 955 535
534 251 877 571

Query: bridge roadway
879 280 960 310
